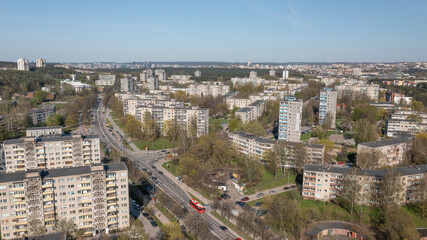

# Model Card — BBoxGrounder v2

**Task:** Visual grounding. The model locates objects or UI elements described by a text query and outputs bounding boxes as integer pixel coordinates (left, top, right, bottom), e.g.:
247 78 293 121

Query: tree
64 114 78 127
377 168 404 209
353 118 379 143
377 208 420 240
160 222 185 240
163 119 181 142
263 141 290 176
174 90 188 102
239 157 262 186
124 115 143 139
341 168 361 215
293 143 307 171
412 99 425 112
46 113 63 126
408 132 427 165
357 149 384 169
228 117 241 132
34 89 48 102
142 111 160 140
236 120 266 136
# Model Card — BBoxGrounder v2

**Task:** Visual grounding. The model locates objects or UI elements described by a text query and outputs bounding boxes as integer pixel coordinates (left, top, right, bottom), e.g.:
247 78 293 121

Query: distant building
319 88 338 128
61 79 91 92
187 82 230 97
228 131 275 158
279 96 302 142
154 69 166 81
17 58 29 71
336 81 379 101
249 71 257 78
28 105 56 125
26 126 63 137
226 98 254 110
36 58 46 68
147 76 159 90
235 100 265 122
231 77 265 86
140 69 154 82
120 76 134 92
282 70 289 79
269 70 276 76
194 70 201 77
353 68 362 76
96 74 116 86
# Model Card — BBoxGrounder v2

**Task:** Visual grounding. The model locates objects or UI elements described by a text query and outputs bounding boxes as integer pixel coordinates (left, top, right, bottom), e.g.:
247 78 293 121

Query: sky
0 0 426 63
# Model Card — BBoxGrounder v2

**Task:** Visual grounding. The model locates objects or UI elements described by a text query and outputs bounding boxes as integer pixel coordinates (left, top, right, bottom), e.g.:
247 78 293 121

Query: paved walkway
105 109 139 151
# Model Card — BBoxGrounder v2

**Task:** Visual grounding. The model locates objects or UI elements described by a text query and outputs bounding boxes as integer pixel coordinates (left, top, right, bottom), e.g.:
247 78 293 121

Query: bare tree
342 167 362 215
377 168 404 209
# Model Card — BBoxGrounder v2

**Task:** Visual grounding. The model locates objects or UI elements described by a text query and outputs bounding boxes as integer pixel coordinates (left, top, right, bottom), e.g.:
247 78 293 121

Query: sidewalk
148 201 171 225
105 109 139 151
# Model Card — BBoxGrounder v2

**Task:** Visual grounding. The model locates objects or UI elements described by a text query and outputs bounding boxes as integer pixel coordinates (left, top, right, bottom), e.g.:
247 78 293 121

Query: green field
247 190 298 207
134 137 173 151
244 168 296 195
403 205 427 228
300 131 313 142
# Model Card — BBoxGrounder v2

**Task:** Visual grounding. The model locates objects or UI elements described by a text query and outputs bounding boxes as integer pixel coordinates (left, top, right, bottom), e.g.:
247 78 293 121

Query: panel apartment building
136 105 209 137
228 131 275 158
2 134 101 173
386 110 427 137
234 100 265 122
28 105 56 126
357 134 411 168
302 164 427 206
319 88 337 128
336 81 379 101
0 163 129 239
279 96 302 142
187 82 230 97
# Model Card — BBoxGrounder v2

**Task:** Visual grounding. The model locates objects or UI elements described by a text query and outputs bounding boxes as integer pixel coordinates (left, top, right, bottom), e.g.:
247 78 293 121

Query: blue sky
0 0 426 62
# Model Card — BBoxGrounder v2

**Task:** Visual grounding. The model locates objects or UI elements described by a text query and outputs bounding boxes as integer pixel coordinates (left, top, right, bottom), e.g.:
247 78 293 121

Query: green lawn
134 137 173 151
162 161 180 176
300 131 313 142
403 205 427 228
155 203 178 222
188 193 206 206
211 211 253 240
247 190 298 207
244 168 296 195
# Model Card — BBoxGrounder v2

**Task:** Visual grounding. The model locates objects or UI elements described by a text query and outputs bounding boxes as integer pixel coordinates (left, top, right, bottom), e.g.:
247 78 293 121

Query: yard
134 137 173 151
244 168 296 195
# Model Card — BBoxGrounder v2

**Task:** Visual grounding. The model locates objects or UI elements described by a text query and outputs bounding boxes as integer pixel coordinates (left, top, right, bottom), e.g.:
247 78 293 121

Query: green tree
377 208 420 240
412 100 425 112
142 111 160 140
160 222 185 240
237 120 266 136
228 118 241 132
408 132 427 165
353 118 379 143
33 89 48 102
46 113 63 126
163 119 181 142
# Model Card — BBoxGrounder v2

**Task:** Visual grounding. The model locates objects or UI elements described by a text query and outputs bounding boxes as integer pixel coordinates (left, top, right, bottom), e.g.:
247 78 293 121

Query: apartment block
187 82 230 97
154 69 166 81
386 119 427 137
336 81 379 101
234 100 265 122
357 135 411 167
0 163 129 239
28 105 56 125
137 105 209 137
147 76 159 90
231 77 264 86
226 98 254 111
319 88 337 128
302 164 427 206
17 58 29 71
114 93 183 115
35 58 46 68
2 134 101 173
228 131 275 158
95 74 116 86
25 126 63 137
306 144 325 165
120 76 134 92
279 96 302 142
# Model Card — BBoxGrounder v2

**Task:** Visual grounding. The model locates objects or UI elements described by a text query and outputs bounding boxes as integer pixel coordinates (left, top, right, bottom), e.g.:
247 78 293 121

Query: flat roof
230 131 275 144
359 136 409 148
27 126 62 130
0 163 127 183
304 164 427 177
307 144 325 149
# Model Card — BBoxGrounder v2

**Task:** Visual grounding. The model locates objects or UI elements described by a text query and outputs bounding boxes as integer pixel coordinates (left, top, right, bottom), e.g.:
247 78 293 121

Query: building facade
17 58 29 71
28 105 56 125
25 127 63 138
228 131 275 158
147 76 159 90
234 100 265 122
120 76 134 93
2 134 101 173
226 98 254 110
319 88 337 128
96 74 116 86
279 96 302 142
302 164 427 206
187 82 230 97
0 163 129 239
35 58 46 68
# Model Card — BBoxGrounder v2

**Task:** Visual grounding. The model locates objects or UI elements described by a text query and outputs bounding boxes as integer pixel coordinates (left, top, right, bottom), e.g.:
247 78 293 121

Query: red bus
189 199 205 213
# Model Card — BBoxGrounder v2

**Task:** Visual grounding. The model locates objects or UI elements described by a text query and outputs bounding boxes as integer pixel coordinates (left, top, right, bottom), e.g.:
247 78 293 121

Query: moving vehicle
219 225 228 231
189 199 205 213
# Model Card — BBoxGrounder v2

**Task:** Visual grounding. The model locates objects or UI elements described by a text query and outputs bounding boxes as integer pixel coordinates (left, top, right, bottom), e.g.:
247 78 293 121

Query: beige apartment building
187 82 230 97
2 134 101 173
302 164 427 206
136 105 209 137
0 163 129 239
226 98 254 110
234 100 265 122
25 126 63 137
228 131 275 158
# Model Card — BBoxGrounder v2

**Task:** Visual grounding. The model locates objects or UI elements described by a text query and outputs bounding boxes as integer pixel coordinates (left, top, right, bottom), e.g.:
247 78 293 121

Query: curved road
92 96 240 240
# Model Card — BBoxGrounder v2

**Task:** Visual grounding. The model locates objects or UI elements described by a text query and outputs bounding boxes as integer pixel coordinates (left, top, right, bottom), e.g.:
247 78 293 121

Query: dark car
241 197 249 202
290 185 297 189
142 168 147 171
147 217 153 221
142 213 149 217
238 202 246 208
235 201 242 205
158 171 163 175
221 193 230 199
219 225 228 231
152 166 157 169
152 176 157 181
151 220 158 227
283 186 290 191
254 202 262 207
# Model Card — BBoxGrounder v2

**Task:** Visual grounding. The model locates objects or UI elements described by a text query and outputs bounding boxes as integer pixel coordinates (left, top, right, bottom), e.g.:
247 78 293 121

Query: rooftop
359 136 410 148
230 131 275 144
304 164 427 177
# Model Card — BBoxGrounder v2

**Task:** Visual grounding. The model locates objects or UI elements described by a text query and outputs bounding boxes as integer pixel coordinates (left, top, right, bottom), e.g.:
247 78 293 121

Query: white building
235 100 265 122
194 70 201 77
279 96 302 142
231 77 265 86
336 80 379 101
36 58 46 68
17 58 29 71
155 69 166 81
187 82 230 97
269 70 276 76
282 70 289 79
96 74 116 86
140 69 154 82
226 98 254 110
319 88 338 128
61 79 91 92
228 131 275 158
249 71 257 78
120 76 134 92
147 76 159 90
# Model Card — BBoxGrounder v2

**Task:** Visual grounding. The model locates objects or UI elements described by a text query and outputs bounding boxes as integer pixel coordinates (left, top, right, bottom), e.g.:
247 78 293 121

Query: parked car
152 176 157 181
256 193 264 198
158 171 163 175
217 197 223 201
147 217 153 221
219 226 228 231
283 186 290 191
290 185 297 189
269 190 276 194
142 213 149 217
235 201 242 205
152 166 157 169
254 202 262 207
241 197 249 202
151 220 158 227
142 168 147 172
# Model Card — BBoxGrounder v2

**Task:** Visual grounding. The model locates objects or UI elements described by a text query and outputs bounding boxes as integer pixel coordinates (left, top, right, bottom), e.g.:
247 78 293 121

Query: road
93 95 240 240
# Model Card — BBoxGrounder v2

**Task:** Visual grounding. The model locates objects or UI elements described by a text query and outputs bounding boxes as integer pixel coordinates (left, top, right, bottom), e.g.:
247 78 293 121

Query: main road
92 96 240 240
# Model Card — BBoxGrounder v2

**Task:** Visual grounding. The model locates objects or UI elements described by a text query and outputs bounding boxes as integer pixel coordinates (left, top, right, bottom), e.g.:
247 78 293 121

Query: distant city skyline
1 0 427 62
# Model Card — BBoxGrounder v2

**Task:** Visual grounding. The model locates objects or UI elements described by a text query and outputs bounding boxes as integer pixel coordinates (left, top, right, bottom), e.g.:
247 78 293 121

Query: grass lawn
134 137 173 151
211 211 253 240
162 161 180 176
247 190 298 207
244 168 296 195
188 193 206 206
300 131 313 142
403 205 427 228
155 203 178 222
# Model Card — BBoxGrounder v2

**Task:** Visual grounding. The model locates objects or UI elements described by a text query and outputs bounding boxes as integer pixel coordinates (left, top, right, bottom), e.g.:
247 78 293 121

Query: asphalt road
93 96 239 240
